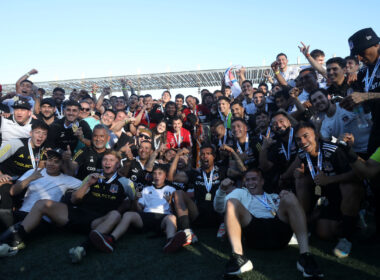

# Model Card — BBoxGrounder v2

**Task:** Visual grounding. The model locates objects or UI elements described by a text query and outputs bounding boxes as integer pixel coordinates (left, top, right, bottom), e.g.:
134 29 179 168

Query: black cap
348 28 380 56
46 148 64 159
12 97 32 110
41 98 56 107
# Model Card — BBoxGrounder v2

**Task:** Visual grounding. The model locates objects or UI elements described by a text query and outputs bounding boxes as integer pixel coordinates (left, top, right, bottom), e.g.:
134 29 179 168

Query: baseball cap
348 28 380 56
41 98 56 107
12 97 32 110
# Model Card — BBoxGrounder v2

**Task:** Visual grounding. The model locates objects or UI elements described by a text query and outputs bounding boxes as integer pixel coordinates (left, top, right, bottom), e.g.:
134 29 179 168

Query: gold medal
315 185 322 196
91 111 95 116
271 210 276 217
205 193 212 201
72 124 78 132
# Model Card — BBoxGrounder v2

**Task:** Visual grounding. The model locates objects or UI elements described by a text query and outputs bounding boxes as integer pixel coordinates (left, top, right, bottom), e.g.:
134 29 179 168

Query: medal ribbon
202 168 214 193
281 128 293 161
364 57 380 92
305 147 322 180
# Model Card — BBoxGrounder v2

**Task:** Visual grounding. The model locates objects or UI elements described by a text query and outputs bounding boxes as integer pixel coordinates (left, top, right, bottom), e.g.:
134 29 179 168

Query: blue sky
1 0 379 85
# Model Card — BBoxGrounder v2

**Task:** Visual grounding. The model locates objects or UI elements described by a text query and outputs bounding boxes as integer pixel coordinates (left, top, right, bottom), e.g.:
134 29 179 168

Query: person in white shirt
87 164 187 255
214 169 323 278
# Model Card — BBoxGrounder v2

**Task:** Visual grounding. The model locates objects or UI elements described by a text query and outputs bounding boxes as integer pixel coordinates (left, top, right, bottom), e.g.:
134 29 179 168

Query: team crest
109 184 119 194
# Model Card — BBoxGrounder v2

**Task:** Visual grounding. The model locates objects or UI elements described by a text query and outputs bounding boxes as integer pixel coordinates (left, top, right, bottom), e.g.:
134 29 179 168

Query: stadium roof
2 64 308 94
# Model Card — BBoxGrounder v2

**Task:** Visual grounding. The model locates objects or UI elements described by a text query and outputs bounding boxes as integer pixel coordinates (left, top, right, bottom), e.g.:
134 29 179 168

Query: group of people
0 27 379 279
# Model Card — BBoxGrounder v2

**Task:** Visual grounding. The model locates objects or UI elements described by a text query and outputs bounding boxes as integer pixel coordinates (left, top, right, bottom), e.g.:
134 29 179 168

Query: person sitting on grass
213 169 323 278
0 150 135 259
87 164 187 255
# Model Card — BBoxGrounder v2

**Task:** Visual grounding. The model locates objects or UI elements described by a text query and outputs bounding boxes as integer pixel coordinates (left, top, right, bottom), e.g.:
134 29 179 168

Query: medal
254 193 277 217
72 124 78 132
314 185 322 196
271 210 277 217
205 193 212 201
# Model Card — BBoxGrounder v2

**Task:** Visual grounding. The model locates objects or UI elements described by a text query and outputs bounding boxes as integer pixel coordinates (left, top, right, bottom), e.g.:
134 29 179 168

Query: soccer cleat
69 246 86 264
333 238 352 258
224 253 253 275
0 243 18 257
217 223 226 239
183 229 198 247
297 252 324 278
89 230 114 253
163 231 187 253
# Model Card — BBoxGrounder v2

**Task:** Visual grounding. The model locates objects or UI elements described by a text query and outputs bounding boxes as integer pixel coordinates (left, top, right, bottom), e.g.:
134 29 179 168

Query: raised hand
289 87 300 99
62 145 72 161
314 167 329 186
220 178 234 192
220 144 234 153
294 163 305 179
262 134 276 149
28 168 43 182
298 42 310 57
271 61 280 72
28 69 38 75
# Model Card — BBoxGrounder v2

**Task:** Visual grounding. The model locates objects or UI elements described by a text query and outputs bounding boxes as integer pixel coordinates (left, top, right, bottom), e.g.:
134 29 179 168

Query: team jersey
166 127 192 149
139 185 176 214
183 104 210 124
45 118 92 152
80 174 135 215
186 165 226 206
0 138 45 179
232 135 260 168
72 146 106 180
123 157 152 191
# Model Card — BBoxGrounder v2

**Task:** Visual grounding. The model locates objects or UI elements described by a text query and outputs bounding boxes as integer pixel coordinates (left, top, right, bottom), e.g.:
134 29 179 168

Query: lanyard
365 57 380 92
191 106 198 116
236 133 249 154
174 130 182 147
64 121 79 129
98 172 118 184
56 104 64 119
254 193 276 213
219 110 231 128
281 128 293 161
218 128 228 146
305 147 323 180
136 156 145 170
154 137 161 150
28 139 40 169
202 168 214 193
144 110 150 127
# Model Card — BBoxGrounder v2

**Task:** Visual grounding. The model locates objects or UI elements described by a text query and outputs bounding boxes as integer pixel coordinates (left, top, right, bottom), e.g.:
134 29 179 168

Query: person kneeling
214 169 323 278
88 164 187 254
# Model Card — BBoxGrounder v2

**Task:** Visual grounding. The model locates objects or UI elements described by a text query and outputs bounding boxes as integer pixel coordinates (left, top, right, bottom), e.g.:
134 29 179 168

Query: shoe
183 229 198 246
333 238 352 258
89 230 114 253
0 223 25 250
224 253 253 275
297 253 324 278
163 231 187 253
0 243 18 257
69 246 86 264
217 223 226 239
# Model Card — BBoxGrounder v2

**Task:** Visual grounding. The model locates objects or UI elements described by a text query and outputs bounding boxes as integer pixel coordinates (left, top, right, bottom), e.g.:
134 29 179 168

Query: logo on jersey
19 154 24 158
90 156 94 163
109 184 119 194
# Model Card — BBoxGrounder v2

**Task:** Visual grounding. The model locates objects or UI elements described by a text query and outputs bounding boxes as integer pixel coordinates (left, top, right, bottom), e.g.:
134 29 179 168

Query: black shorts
140 212 167 233
319 184 342 221
65 205 104 233
243 215 293 249
192 205 223 228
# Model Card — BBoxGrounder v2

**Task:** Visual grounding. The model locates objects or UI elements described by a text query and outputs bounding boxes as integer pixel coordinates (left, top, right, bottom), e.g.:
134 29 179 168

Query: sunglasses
139 134 151 140
81 108 90 112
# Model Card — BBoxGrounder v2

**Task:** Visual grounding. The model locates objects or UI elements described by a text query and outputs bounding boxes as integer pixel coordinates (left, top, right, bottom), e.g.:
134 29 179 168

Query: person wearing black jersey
37 98 58 126
45 100 92 152
0 120 49 230
294 122 363 259
63 124 109 180
0 150 134 259
230 101 255 131
260 111 298 191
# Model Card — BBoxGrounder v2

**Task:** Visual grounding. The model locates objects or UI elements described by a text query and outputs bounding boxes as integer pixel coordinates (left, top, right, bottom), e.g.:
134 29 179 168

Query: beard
275 126 290 136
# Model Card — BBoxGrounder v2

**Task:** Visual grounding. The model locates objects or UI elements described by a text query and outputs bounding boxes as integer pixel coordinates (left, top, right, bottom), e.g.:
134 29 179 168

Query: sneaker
0 243 18 257
333 238 352 258
224 253 253 275
89 230 114 253
69 246 86 264
183 229 198 246
163 231 187 253
297 253 324 278
217 223 226 239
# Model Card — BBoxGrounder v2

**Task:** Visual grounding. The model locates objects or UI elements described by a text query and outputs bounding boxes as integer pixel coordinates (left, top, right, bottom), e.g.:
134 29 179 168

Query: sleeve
331 147 352 174
0 139 24 163
72 149 85 164
213 189 227 213
67 177 82 189
370 147 380 163
80 121 92 139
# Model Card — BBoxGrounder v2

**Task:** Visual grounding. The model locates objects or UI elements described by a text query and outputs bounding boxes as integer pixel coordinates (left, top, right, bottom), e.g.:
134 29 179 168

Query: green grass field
1 228 380 280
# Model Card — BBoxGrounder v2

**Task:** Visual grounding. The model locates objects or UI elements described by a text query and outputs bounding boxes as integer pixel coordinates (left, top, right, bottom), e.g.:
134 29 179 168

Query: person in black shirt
63 124 109 180
45 100 92 152
230 101 256 132
37 98 58 126
294 122 362 258
326 57 351 98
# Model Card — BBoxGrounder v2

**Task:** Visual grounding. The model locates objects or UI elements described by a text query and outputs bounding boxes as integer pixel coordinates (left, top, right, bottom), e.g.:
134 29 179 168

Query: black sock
15 223 27 239
341 215 357 241
177 215 190 231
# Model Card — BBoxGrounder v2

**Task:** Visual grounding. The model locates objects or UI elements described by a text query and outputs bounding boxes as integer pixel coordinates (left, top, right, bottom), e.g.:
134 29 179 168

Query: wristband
275 71 280 75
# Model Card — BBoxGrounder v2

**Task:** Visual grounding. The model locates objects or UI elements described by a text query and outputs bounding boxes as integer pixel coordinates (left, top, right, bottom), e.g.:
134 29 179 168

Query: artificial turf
1 228 380 280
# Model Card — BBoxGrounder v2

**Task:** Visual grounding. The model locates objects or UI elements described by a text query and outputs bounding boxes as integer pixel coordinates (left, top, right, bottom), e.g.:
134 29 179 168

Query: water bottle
353 105 369 129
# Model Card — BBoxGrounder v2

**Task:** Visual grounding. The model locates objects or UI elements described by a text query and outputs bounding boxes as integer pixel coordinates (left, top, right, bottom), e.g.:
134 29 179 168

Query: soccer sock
177 215 190 231
341 215 357 241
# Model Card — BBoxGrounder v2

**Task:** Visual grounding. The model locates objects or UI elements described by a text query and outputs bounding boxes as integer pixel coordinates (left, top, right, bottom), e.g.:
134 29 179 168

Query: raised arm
16 69 38 94
298 42 327 78
71 174 98 204
271 61 288 86
10 169 42 196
